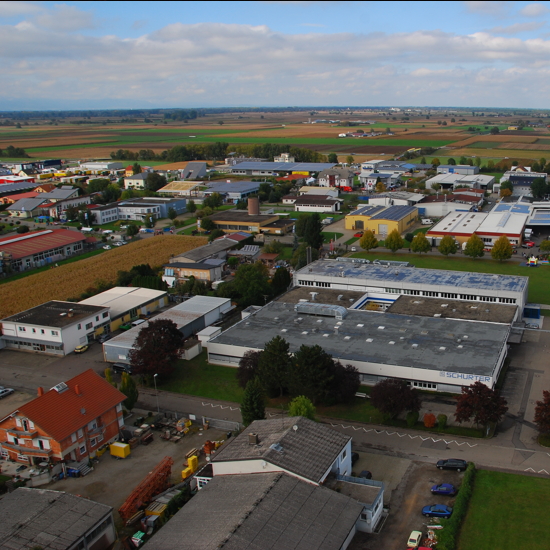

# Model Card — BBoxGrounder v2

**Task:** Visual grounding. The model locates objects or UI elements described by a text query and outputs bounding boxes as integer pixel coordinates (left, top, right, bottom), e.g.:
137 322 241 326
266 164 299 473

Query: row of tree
237 336 360 406
0 145 29 158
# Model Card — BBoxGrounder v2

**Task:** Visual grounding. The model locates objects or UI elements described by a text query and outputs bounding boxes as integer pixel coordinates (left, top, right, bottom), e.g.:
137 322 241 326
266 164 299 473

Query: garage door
356 220 364 229
378 224 388 235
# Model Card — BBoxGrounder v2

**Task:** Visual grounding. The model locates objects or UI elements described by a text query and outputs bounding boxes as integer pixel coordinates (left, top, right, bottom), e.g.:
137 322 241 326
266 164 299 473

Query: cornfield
0 235 207 318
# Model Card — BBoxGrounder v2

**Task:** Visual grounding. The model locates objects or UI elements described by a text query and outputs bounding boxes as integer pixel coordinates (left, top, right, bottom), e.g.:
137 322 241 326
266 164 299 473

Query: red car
354 231 364 238
522 240 535 248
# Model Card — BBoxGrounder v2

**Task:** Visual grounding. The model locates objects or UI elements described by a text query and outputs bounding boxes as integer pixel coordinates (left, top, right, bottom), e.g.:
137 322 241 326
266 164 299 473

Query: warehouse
230 161 336 176
207 297 510 393
79 287 168 332
0 229 90 272
345 205 417 236
79 161 123 172
294 259 528 309
203 181 260 202
437 164 479 175
207 209 295 235
294 194 342 213
103 296 232 363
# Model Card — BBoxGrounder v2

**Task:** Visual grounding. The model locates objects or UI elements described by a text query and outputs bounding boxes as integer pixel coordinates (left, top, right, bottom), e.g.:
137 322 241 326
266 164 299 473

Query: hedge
436 462 476 550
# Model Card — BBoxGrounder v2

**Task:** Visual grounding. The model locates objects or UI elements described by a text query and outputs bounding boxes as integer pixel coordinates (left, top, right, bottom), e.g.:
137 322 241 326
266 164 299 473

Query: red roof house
0 369 126 466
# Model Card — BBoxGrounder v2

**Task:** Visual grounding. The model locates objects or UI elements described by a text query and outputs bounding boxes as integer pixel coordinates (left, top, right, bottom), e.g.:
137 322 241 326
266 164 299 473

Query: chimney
67 311 73 318
248 197 260 216
75 384 81 396
248 433 259 445
38 387 44 397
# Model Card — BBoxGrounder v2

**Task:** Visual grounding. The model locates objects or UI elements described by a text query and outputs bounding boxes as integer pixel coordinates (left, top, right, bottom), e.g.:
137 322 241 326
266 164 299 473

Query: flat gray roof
0 488 112 550
143 473 362 550
205 181 259 194
210 301 510 376
387 295 517 324
213 416 350 484
173 239 237 262
296 259 528 295
232 162 336 171
2 301 106 327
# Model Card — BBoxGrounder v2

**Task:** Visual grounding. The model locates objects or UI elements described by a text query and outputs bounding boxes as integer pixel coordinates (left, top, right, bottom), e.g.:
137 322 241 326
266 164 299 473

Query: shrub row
437 462 476 550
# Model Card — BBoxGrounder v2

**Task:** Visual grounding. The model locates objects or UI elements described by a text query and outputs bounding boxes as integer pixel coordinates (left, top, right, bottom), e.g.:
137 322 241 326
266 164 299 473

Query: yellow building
507 126 519 131
345 205 418 236
79 287 168 333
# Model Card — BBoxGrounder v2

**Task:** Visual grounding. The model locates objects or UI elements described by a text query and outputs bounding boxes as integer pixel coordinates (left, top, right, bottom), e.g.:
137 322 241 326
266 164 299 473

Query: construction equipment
119 456 174 523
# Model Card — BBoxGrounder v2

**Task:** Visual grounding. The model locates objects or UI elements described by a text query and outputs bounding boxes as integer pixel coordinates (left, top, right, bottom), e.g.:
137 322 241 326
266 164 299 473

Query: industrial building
427 210 528 246
0 229 91 272
203 181 260 203
294 194 343 213
230 161 336 176
0 488 116 550
426 173 494 190
79 287 168 332
345 205 418 236
79 161 123 172
102 296 232 363
437 164 480 175
293 259 528 309
207 289 511 393
1 301 110 355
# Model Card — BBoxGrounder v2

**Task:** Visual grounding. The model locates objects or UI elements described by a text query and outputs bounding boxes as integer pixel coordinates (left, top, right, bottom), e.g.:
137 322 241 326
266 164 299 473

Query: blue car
422 504 453 518
431 483 457 496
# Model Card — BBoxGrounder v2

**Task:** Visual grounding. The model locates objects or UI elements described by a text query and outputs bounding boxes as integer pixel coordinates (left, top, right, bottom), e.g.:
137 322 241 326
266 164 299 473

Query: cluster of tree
237 337 360 407
255 180 295 203
454 381 508 428
131 275 168 291
294 213 324 249
0 145 29 158
163 109 200 121
65 205 97 226
231 143 328 163
116 263 158 286
175 275 210 296
164 142 229 162
105 368 139 411
86 178 123 204
129 319 184 378
216 261 291 306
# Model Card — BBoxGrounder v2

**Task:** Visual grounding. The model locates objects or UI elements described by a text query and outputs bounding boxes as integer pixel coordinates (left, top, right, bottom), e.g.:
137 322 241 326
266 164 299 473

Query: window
71 433 77 443
95 316 99 322
32 328 36 333
85 322 93 330
79 445 86 455
18 326 26 332
342 449 347 460
51 330 59 336
77 324 81 330
41 329 45 334
77 429 83 439
90 438 97 447
102 312 109 318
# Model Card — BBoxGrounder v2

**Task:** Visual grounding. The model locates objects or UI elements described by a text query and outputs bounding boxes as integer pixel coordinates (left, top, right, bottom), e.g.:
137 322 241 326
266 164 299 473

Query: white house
124 173 148 189
1 301 110 355
318 168 355 188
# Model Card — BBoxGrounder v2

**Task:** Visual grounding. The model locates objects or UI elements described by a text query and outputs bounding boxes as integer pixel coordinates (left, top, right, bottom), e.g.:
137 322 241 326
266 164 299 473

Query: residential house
1 300 110 355
0 488 116 550
318 168 355 189
162 262 223 288
34 183 57 193
362 172 401 191
180 162 207 179
124 173 148 189
273 152 295 163
0 369 125 465
0 191 39 205
294 194 343 213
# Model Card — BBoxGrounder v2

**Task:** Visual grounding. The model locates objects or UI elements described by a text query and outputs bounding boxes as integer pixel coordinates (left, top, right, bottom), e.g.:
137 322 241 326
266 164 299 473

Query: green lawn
276 246 294 260
345 237 359 245
351 251 550 304
323 232 343 243
157 352 244 403
458 470 550 550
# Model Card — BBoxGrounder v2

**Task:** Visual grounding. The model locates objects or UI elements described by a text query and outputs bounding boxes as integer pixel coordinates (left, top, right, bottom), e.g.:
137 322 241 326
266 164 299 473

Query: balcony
87 424 105 437
1 441 53 456
7 428 38 439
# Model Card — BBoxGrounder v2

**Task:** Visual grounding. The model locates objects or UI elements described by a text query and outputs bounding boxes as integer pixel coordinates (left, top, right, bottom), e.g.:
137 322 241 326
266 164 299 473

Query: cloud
301 23 326 27
2 22 550 108
488 21 546 34
463 1 512 16
132 19 148 30
34 4 97 32
520 3 549 17
0 1 42 18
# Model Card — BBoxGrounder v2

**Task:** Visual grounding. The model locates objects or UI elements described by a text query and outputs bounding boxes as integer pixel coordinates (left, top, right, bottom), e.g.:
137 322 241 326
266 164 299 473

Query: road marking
202 402 241 411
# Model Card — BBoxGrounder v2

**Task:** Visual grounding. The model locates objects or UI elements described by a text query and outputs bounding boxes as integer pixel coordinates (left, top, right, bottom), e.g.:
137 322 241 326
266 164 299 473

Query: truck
322 217 334 225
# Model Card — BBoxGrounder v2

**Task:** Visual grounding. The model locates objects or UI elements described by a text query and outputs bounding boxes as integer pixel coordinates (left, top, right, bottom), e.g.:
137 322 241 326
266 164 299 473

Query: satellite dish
293 425 298 432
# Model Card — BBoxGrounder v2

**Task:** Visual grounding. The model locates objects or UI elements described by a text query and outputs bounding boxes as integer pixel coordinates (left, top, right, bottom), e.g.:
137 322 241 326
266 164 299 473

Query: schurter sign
439 372 491 384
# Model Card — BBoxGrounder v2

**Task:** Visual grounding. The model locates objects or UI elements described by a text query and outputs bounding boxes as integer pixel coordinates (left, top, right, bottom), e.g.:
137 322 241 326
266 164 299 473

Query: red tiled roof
17 369 125 442
1 192 39 203
34 184 57 193
452 194 479 203
453 188 484 195
0 229 87 260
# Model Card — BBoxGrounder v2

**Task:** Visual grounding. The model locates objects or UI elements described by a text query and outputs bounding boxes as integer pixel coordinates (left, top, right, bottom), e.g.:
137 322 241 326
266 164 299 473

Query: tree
132 162 142 174
145 172 167 192
534 390 550 435
500 188 512 198
384 228 404 253
438 235 458 256
240 378 266 427
432 158 440 167
128 319 184 378
289 344 334 405
127 224 139 237
371 379 421 419
288 396 316 421
271 267 291 295
464 233 485 259
304 213 324 250
475 157 481 167
295 214 309 237
359 231 378 252
186 199 197 213
232 262 271 307
200 217 216 231
237 350 262 389
208 229 225 242
531 177 547 199
168 207 178 221
491 235 513 261
454 381 508 428
459 156 467 165
420 156 426 164
291 242 319 268
490 126 500 135
375 180 386 193
346 155 354 166
328 153 338 163
120 372 139 411
411 231 431 254
447 158 456 165
500 180 513 195
327 361 360 405
16 225 29 234
258 336 291 397
539 239 550 253
105 368 117 388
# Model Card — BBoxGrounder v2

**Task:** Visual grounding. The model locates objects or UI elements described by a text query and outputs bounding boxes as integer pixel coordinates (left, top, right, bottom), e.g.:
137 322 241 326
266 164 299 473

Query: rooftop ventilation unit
412 343 418 348
389 341 395 345
366 338 373 343
294 302 347 320
457 345 463 349
344 336 351 340
378 326 385 330
270 443 284 453
439 347 446 351
51 382 68 393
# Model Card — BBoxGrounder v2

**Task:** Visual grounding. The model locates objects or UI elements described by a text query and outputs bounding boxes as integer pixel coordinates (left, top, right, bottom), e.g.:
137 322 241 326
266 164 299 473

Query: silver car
0 388 14 399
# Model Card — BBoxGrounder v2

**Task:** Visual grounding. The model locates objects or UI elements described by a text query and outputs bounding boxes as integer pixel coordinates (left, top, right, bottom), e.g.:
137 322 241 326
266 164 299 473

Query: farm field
458 470 550 550
351 250 550 304
0 235 207 318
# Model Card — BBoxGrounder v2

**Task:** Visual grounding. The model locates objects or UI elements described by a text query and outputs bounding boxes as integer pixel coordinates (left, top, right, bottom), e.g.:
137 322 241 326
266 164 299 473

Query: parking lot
349 454 464 550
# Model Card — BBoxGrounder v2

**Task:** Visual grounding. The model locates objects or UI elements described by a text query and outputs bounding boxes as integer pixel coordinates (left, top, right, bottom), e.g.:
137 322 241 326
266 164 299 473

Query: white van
421 219 432 225
131 319 146 328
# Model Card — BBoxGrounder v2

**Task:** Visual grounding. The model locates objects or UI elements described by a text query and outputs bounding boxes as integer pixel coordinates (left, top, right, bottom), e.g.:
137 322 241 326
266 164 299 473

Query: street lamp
153 374 160 414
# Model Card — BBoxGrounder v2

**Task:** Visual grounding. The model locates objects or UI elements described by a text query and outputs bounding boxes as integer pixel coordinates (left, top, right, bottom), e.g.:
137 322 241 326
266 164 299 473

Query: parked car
103 245 112 250
431 483 457 496
351 452 359 466
354 231 364 238
119 323 132 331
522 241 535 248
525 323 539 329
407 531 423 548
436 459 468 471
16 465 28 473
422 504 453 518
351 247 357 252
0 388 15 399
74 344 89 354
358 470 372 479
97 334 113 344
111 363 133 375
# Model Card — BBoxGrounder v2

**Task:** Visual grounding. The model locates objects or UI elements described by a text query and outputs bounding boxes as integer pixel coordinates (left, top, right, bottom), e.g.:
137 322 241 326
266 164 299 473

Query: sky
1 0 550 110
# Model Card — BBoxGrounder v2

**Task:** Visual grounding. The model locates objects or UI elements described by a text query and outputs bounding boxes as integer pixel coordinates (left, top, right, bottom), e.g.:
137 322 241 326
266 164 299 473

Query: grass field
351 251 550 304
323 232 343 243
458 470 550 550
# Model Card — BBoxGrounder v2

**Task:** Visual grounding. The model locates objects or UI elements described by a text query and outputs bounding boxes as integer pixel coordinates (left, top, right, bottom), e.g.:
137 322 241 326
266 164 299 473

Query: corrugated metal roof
0 229 87 260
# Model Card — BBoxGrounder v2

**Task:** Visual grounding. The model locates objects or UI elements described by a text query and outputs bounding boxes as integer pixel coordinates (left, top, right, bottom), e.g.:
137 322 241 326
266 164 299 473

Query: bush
16 225 29 234
438 414 447 429
15 220 20 225
424 413 436 428
437 462 476 550
407 410 419 428
405 233 414 243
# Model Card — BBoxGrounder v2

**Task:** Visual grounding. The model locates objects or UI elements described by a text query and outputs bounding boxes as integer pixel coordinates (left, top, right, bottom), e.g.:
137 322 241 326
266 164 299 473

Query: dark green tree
200 217 216 231
295 214 309 237
271 267 291 295
126 225 139 237
328 153 338 163
258 336 291 397
168 207 178 221
145 172 167 192
132 162 142 174
208 229 225 242
241 378 266 427
120 372 139 411
233 263 271 307
304 213 324 249
531 177 547 199
186 199 197 213
237 350 262 389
